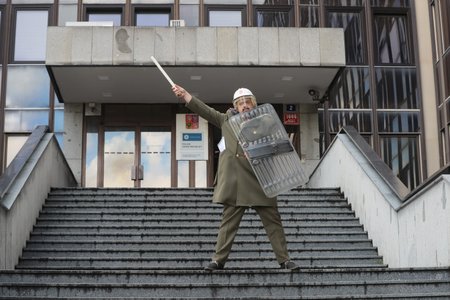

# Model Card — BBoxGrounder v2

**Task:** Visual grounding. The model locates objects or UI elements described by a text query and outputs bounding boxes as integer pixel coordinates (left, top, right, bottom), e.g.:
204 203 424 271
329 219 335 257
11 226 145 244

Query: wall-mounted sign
176 114 208 160
283 112 300 125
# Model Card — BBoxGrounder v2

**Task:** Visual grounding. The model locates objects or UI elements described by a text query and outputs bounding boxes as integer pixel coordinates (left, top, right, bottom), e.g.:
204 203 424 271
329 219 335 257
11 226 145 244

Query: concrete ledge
47 26 346 67
308 129 450 268
0 135 77 269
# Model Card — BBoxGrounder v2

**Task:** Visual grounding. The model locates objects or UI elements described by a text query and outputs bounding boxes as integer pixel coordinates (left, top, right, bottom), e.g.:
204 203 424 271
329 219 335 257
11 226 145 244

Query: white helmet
233 88 254 101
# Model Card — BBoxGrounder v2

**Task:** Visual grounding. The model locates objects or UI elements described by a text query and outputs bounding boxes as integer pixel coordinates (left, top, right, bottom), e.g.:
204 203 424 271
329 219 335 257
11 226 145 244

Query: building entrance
102 126 171 188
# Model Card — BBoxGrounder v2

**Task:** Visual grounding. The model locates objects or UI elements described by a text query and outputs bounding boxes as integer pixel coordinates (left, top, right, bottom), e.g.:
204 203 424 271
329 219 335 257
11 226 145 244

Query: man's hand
172 85 192 103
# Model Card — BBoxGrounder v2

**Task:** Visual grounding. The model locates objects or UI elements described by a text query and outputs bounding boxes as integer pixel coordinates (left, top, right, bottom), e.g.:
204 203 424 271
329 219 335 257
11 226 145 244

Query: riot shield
228 104 308 197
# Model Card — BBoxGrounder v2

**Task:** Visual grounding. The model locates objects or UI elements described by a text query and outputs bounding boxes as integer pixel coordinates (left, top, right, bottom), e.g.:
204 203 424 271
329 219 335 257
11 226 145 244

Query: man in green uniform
172 84 298 271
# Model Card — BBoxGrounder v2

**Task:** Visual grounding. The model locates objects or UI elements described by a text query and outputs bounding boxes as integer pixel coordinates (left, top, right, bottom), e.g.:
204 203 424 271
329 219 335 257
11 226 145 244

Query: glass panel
195 160 207 187
54 133 63 149
4 110 49 132
58 4 77 26
442 0 450 51
54 109 64 132
209 10 242 26
177 160 189 187
324 0 363 6
329 111 372 133
14 10 48 61
380 136 419 190
256 9 292 27
327 11 365 64
375 67 418 109
373 14 411 64
253 0 294 4
141 131 171 188
377 111 419 133
6 65 50 108
5 135 28 167
88 12 121 26
136 12 170 26
329 67 371 109
180 4 199 26
371 0 409 7
300 6 319 27
85 118 99 188
104 130 135 187
300 0 319 4
443 51 450 100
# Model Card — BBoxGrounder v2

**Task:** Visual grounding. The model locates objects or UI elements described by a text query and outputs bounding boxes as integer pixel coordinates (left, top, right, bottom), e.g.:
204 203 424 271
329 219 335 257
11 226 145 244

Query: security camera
308 89 318 97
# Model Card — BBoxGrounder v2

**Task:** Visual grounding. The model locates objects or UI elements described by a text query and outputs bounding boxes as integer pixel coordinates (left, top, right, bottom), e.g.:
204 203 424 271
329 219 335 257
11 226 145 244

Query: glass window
329 110 372 133
371 0 409 8
329 67 371 109
6 65 50 108
327 10 366 64
375 67 418 109
441 0 450 51
54 109 64 132
380 136 420 190
443 51 450 100
180 4 199 26
5 135 28 168
255 7 293 27
195 161 207 187
377 111 419 133
177 160 189 187
208 10 243 27
4 110 49 132
13 10 49 62
85 118 99 187
373 14 412 65
324 0 363 6
135 8 171 26
86 7 122 26
299 1 319 27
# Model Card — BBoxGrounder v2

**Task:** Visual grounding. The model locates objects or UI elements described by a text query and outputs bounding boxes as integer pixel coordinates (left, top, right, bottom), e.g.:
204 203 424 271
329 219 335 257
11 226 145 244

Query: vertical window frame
9 5 52 64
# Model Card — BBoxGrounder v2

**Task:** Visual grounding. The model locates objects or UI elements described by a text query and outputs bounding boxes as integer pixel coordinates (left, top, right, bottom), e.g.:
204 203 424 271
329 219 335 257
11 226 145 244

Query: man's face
234 97 255 113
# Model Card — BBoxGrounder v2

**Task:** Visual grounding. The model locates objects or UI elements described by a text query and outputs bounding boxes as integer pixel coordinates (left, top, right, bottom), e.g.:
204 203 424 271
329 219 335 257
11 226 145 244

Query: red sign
283 112 299 125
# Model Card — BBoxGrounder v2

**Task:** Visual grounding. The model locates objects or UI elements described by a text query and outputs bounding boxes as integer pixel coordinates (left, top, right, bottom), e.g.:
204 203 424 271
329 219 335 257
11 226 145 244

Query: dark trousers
212 205 290 265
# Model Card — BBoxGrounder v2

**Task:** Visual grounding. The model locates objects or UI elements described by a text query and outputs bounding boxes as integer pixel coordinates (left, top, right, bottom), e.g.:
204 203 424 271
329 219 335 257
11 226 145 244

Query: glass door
103 128 137 187
140 129 172 187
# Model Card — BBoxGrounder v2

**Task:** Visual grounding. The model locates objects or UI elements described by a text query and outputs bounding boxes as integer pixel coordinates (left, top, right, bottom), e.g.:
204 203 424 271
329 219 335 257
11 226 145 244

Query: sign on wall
176 114 208 160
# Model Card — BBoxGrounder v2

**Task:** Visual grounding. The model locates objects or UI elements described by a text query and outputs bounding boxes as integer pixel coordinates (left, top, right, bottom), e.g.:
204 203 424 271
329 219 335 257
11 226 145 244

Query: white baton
151 56 175 87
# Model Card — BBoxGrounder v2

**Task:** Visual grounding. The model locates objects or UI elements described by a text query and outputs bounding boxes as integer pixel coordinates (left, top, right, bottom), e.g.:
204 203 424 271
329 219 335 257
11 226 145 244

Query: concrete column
63 103 83 185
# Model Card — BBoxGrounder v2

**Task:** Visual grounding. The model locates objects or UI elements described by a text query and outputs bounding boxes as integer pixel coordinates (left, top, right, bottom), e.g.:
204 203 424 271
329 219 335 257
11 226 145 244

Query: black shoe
204 261 224 271
280 260 299 270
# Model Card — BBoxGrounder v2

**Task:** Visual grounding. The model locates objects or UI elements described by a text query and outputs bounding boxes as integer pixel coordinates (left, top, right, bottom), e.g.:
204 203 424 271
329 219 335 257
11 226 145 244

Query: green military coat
186 96 277 207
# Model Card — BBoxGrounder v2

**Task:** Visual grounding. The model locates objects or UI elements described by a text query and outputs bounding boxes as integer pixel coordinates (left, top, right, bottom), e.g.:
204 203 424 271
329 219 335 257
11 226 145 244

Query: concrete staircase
1 187 449 299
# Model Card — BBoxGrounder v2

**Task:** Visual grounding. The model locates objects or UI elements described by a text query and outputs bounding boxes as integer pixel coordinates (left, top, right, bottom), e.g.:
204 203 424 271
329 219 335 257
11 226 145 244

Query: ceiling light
102 92 112 97
281 76 293 81
190 75 202 81
274 93 284 98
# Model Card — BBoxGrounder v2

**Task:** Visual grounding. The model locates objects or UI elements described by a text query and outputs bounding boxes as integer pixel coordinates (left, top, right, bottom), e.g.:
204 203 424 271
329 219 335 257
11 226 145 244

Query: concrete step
21 247 380 258
2 268 449 284
1 279 449 298
25 239 376 249
16 256 385 269
31 224 366 234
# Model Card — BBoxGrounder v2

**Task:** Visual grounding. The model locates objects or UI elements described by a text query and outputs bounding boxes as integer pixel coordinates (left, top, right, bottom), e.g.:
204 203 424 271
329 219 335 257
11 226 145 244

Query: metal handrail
0 125 49 203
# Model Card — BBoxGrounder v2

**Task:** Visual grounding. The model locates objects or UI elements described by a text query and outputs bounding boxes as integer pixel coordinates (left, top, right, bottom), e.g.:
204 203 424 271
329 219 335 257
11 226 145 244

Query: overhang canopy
46 26 345 104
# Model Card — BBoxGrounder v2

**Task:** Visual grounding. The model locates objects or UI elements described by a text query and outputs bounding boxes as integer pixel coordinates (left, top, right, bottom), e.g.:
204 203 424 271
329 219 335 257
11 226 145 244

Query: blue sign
183 133 202 141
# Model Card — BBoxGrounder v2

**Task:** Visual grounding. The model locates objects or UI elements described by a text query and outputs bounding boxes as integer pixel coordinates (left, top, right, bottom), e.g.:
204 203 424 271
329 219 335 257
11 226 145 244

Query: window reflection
324 0 363 6
255 8 293 27
4 110 49 132
85 118 99 187
443 52 450 100
373 14 411 64
195 161 207 187
371 0 410 8
6 65 50 108
209 10 242 26
377 111 419 133
87 9 122 26
141 131 171 188
14 10 48 61
5 135 28 167
375 67 418 109
327 11 366 64
54 109 64 132
177 160 189 187
329 67 371 109
329 110 372 133
180 4 199 26
136 10 170 26
380 136 419 190
300 4 319 27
